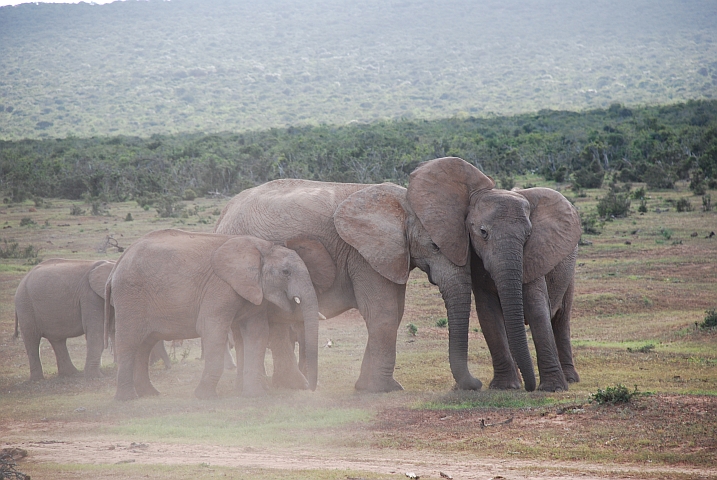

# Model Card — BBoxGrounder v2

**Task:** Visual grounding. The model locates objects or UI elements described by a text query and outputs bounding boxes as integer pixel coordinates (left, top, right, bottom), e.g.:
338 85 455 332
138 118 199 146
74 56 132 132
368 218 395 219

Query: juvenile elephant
14 258 115 381
215 179 478 392
105 229 320 400
408 157 582 391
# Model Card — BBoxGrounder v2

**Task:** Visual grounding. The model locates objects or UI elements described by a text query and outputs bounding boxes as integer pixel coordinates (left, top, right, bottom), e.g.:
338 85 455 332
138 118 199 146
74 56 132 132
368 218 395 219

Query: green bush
589 384 642 405
406 323 418 336
435 318 448 328
675 198 693 212
699 309 717 329
70 204 85 216
19 217 36 227
638 199 648 213
596 191 631 218
703 194 712 212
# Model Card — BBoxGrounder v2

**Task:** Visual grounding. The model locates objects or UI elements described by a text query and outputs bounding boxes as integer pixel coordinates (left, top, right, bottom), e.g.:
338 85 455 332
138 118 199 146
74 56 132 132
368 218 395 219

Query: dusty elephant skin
105 229 320 400
408 157 582 392
14 258 115 381
214 179 478 393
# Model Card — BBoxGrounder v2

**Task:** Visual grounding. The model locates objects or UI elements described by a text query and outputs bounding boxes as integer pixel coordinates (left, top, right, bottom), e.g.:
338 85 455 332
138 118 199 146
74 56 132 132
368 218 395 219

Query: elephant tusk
318 312 326 320
293 296 301 304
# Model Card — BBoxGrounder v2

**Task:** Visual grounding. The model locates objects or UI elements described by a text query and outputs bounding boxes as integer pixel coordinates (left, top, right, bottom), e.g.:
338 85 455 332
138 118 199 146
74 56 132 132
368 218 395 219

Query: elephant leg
134 338 160 397
553 280 579 383
224 338 237 370
48 338 81 377
23 332 45 381
354 279 405 393
269 322 308 390
231 322 245 394
150 341 172 369
239 314 270 397
523 278 568 392
474 289 521 390
195 319 231 399
82 305 105 379
115 346 138 401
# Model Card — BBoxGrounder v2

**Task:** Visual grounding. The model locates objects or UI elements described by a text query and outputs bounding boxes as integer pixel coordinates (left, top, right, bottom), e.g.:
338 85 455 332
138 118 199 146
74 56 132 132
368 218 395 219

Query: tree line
1 100 716 204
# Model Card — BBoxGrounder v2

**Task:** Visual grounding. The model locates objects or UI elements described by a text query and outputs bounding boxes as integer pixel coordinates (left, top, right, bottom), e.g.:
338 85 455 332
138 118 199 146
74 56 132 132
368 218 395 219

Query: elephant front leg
24 333 45 381
133 339 160 397
268 323 308 390
354 281 405 393
239 314 271 397
49 338 81 378
524 278 568 392
195 320 231 399
115 347 138 401
83 313 105 379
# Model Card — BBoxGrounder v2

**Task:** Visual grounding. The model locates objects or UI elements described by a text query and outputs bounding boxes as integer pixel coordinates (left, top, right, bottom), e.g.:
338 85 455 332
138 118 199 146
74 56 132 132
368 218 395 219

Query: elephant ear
335 183 410 284
88 261 115 299
519 187 582 283
285 235 337 293
211 236 267 306
408 157 495 266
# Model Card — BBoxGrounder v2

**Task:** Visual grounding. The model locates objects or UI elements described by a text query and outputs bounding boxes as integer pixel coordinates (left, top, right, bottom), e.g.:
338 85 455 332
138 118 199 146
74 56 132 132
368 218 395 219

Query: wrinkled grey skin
14 258 115 381
215 179 478 392
106 229 320 400
408 157 582 392
149 341 172 370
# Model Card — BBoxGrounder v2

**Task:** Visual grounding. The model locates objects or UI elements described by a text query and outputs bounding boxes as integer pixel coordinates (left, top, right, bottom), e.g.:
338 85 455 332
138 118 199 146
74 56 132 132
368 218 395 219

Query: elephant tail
104 278 114 350
13 310 19 339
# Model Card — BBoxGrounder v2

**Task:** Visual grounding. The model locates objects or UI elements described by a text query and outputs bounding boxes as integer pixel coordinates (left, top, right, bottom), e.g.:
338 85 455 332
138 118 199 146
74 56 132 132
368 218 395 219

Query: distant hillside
0 0 715 140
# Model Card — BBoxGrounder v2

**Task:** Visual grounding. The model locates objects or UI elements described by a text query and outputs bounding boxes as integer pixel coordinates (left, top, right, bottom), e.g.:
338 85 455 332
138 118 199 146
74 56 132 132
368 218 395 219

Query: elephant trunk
437 269 482 390
299 294 320 391
492 247 536 392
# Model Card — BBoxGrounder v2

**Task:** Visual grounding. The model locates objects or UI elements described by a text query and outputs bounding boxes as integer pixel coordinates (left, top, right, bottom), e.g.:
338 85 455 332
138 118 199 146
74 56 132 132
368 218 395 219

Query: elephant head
408 157 581 391
212 236 321 390
334 182 482 390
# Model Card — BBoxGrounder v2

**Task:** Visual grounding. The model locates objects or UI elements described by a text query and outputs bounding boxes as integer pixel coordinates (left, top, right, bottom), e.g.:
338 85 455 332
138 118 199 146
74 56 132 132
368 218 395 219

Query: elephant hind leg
134 339 160 397
24 333 45 381
48 338 81 377
552 282 579 384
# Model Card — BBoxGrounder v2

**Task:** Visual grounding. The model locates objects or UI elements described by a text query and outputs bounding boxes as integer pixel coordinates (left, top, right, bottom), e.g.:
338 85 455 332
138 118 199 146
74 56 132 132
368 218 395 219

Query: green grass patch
419 390 557 410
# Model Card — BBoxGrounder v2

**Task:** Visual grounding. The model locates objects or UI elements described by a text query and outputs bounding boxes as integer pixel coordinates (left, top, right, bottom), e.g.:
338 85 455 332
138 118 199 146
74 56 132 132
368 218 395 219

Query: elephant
105 229 320 400
408 156 582 392
14 258 115 381
214 179 478 392
149 341 172 369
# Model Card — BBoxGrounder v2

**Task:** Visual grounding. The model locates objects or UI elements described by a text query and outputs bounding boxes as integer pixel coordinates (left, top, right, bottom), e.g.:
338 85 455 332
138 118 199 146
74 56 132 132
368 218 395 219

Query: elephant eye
480 226 489 239
282 268 291 276
430 241 440 252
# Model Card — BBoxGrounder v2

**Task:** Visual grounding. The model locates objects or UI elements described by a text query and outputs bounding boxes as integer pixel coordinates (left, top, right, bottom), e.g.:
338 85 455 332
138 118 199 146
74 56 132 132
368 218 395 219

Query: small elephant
408 157 582 391
14 258 115 381
105 229 321 400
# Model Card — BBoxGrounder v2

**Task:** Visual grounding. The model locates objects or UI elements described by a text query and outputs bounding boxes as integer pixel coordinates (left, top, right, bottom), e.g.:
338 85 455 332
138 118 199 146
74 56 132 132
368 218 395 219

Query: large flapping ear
519 187 582 283
335 183 411 284
88 261 115 299
285 235 337 293
211 236 267 305
408 157 495 266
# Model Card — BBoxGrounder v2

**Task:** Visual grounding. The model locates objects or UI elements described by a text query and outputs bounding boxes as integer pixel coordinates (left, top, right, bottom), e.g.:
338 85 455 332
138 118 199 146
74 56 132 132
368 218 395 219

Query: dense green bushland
0 0 715 140
2 100 716 202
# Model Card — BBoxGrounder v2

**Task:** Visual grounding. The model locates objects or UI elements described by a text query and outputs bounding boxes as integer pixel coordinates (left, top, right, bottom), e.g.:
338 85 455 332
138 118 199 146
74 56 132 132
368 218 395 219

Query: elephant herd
12 156 582 400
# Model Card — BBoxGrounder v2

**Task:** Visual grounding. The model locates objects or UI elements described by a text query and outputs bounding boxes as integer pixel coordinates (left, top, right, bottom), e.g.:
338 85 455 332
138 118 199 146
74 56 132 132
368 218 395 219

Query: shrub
581 212 602 235
498 174 515 190
596 191 631 218
125 213 134 221
589 384 642 405
638 199 648 213
675 198 693 212
435 318 448 328
406 323 418 336
659 227 673 240
699 309 717 329
631 186 646 200
0 239 41 263
627 344 655 353
183 189 197 201
703 194 712 212
156 195 185 218
19 217 36 227
70 204 85 216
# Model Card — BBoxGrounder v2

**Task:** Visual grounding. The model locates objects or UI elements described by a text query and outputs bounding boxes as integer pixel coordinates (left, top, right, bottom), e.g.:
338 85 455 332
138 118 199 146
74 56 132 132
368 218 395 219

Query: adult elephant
408 157 581 392
215 179 478 392
105 229 320 400
14 258 115 381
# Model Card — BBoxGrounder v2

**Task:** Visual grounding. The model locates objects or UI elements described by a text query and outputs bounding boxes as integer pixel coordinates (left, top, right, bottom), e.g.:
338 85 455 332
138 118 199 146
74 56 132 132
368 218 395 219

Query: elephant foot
29 374 45 382
136 383 161 397
537 376 569 392
488 376 522 390
355 376 404 393
563 366 580 383
58 367 81 378
272 369 308 390
115 389 139 401
453 375 483 391
84 368 103 379
242 382 268 398
194 384 218 399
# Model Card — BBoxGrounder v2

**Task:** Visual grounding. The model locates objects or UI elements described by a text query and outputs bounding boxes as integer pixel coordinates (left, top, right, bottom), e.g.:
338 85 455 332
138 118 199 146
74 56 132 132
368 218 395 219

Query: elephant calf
14 258 115 381
105 229 321 400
